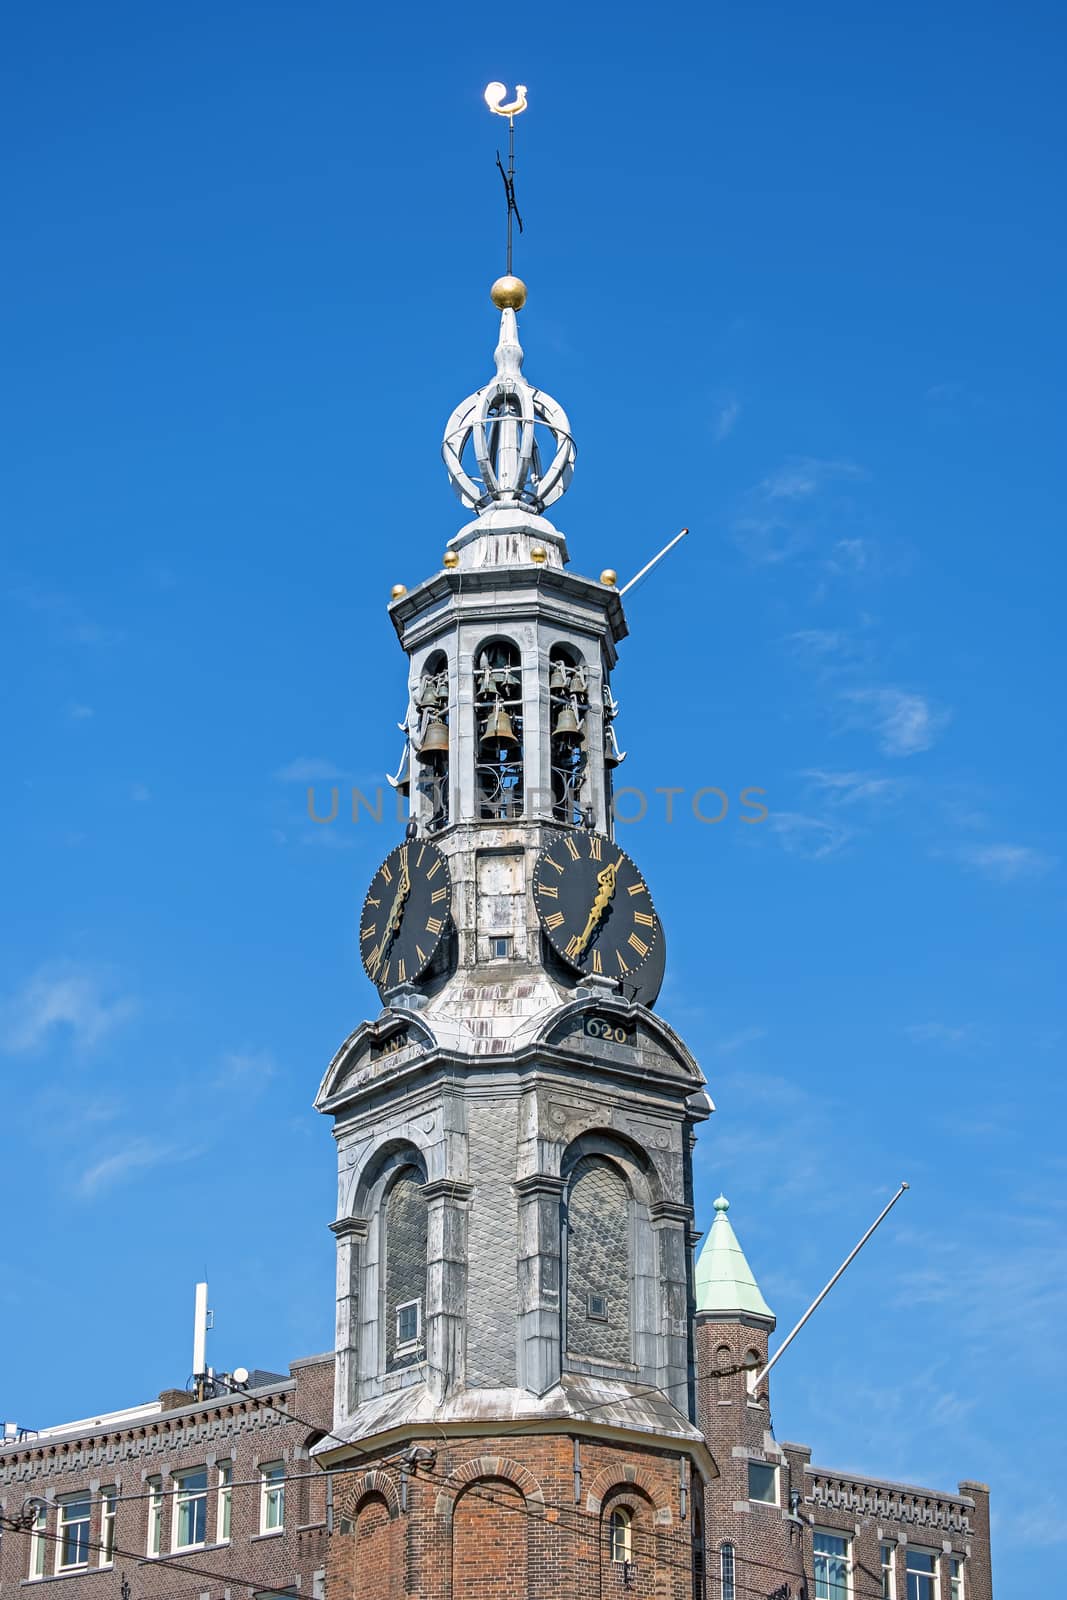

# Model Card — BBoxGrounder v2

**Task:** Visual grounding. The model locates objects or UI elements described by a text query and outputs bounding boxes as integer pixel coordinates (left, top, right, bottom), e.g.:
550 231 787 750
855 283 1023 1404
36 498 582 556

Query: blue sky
1 1 1063 1591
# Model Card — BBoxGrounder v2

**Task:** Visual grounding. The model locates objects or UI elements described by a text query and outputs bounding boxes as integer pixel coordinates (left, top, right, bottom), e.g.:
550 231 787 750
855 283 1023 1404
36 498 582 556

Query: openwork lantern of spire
441 289 575 516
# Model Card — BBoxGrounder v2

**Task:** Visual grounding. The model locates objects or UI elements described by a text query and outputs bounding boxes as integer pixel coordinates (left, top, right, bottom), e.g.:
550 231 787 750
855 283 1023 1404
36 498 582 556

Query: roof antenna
191 1281 213 1401
619 529 690 597
484 82 528 277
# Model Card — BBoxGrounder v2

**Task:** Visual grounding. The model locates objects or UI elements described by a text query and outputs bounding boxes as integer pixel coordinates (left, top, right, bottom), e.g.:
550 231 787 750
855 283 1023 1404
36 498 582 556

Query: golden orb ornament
443 550 460 570
530 545 547 565
390 583 407 599
600 568 618 587
490 275 527 311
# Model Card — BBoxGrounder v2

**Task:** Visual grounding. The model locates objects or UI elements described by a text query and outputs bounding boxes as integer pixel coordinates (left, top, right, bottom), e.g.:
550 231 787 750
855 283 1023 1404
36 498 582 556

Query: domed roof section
694 1195 775 1323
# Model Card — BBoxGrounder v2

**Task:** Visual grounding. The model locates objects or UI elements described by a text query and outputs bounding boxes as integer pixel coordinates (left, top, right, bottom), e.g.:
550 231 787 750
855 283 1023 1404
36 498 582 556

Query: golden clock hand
573 863 618 958
368 853 412 976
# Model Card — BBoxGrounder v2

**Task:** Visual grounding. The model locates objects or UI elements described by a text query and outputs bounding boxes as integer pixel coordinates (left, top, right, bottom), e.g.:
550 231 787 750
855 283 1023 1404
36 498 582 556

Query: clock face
532 830 660 983
359 840 451 994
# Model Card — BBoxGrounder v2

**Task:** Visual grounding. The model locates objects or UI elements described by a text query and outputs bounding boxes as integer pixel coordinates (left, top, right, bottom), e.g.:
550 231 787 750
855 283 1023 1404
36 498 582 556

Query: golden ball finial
491 275 527 311
442 550 460 570
390 583 408 599
530 545 547 565
600 568 618 587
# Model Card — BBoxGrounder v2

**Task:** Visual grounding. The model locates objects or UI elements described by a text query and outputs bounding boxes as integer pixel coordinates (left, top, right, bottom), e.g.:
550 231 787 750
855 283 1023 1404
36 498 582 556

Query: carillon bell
416 673 442 710
480 705 518 750
418 717 449 762
549 660 570 693
604 725 627 768
552 700 582 743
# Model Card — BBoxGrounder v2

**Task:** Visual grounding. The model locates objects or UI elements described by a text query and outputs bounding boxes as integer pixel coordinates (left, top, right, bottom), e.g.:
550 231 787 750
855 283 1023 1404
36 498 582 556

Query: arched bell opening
413 649 449 830
475 638 524 820
549 644 589 825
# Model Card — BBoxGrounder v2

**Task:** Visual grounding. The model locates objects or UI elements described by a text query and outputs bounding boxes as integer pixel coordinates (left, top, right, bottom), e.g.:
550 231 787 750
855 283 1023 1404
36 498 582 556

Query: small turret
694 1194 775 1323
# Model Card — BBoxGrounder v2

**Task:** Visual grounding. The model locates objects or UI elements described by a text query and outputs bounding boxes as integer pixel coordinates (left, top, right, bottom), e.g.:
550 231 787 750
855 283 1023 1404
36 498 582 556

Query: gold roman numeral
431 887 448 903
616 950 630 973
591 949 603 974
634 910 654 927
366 896 381 908
415 944 428 965
396 958 406 983
539 884 559 899
425 916 444 935
545 856 565 875
426 857 442 880
361 925 376 942
416 844 426 866
565 935 583 960
380 862 393 885
564 835 580 861
627 882 645 898
589 835 602 861
627 932 649 958
545 911 565 931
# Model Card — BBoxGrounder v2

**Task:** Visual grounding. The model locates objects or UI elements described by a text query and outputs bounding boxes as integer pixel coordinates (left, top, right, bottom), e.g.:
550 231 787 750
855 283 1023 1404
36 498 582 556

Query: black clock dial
532 830 660 982
359 840 451 994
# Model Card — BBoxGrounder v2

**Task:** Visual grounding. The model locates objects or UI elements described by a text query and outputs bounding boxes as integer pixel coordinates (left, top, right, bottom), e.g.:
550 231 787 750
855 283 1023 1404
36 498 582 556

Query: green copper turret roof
694 1195 775 1321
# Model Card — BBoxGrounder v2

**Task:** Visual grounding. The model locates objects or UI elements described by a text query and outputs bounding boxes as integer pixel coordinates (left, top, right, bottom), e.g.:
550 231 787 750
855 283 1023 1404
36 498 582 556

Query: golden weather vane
484 81 528 277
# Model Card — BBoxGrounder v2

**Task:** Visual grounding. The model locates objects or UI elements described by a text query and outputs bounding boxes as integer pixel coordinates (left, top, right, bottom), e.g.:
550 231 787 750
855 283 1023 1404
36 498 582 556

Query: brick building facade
0 1356 332 1599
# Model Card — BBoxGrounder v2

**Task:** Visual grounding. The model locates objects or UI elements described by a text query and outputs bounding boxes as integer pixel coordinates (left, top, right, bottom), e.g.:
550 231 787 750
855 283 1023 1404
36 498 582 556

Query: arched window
548 644 588 823
609 1507 632 1564
414 649 449 829
715 1343 733 1400
564 1155 632 1363
475 639 524 819
720 1542 736 1600
384 1168 428 1371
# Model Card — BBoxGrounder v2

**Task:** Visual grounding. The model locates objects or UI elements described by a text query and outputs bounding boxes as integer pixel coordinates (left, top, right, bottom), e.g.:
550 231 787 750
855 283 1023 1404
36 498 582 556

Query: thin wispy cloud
842 687 950 756
67 702 94 720
905 1022 979 1051
760 457 864 501
0 965 136 1054
768 810 853 860
712 397 740 442
274 756 346 782
803 769 905 809
12 584 114 646
714 1026 767 1055
214 1047 279 1094
78 1138 202 1197
733 458 866 567
954 843 1055 883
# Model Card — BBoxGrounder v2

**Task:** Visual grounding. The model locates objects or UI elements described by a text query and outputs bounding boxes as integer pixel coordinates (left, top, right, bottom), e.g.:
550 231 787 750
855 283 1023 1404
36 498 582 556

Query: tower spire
694 1195 776 1323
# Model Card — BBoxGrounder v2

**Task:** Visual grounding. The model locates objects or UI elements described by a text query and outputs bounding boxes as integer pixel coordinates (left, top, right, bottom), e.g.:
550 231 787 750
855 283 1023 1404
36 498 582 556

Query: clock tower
314 270 715 1598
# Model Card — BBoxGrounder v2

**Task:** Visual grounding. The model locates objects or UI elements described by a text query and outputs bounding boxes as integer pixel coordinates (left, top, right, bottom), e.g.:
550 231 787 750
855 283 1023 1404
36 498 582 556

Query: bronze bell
604 725 626 768
415 673 441 710
549 660 569 693
553 700 582 744
418 717 449 762
480 704 518 750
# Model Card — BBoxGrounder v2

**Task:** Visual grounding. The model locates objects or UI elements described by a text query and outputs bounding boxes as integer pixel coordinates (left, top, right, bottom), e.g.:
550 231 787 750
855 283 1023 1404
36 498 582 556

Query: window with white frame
949 1556 964 1600
260 1462 285 1533
747 1460 778 1504
28 1504 48 1580
99 1487 117 1566
905 1550 938 1600
395 1297 421 1351
57 1497 91 1571
720 1541 736 1600
881 1542 896 1598
173 1468 208 1550
608 1507 632 1563
147 1476 163 1555
814 1530 851 1600
217 1459 233 1542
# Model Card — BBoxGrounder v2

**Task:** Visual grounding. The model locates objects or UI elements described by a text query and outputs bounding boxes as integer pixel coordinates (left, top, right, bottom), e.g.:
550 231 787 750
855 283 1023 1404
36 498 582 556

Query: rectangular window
949 1557 963 1600
100 1487 117 1567
814 1530 851 1600
587 1292 608 1321
57 1497 91 1571
217 1460 233 1542
28 1505 48 1580
882 1543 896 1599
174 1468 208 1550
747 1460 778 1504
490 935 512 959
147 1477 163 1556
906 1549 937 1600
395 1298 421 1350
261 1463 285 1534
